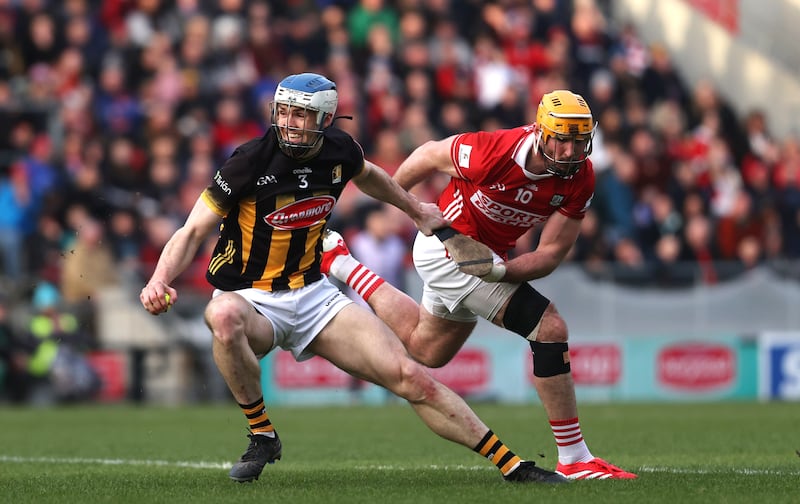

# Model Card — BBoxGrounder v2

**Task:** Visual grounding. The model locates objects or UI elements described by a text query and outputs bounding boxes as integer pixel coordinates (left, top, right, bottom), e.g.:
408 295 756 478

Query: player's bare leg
205 293 282 482
311 303 567 484
205 293 273 403
321 230 473 364
322 230 635 480
495 301 636 480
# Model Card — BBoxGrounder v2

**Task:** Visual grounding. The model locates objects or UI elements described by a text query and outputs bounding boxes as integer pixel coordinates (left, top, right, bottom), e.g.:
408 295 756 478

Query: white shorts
213 278 353 362
412 232 518 323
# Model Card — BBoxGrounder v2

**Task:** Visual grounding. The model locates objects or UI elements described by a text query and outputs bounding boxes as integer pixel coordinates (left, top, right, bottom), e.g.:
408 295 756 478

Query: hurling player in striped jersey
141 73 568 484
323 90 637 480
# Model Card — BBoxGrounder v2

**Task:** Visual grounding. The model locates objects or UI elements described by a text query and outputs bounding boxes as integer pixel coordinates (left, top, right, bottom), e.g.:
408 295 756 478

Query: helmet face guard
536 90 596 178
271 73 338 159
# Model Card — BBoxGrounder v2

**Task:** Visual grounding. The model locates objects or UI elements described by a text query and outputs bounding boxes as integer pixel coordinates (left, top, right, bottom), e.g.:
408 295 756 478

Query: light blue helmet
271 73 338 159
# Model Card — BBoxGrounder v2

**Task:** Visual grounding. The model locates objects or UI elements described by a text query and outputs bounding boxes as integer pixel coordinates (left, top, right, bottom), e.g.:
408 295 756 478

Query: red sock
345 264 385 302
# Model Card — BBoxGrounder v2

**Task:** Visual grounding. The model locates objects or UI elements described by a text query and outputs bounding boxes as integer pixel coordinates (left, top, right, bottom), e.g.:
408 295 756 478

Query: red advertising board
657 343 735 391
569 344 622 385
428 349 490 394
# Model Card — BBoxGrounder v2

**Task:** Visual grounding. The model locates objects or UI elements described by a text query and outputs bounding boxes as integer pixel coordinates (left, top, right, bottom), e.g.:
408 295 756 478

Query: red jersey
441 125 595 259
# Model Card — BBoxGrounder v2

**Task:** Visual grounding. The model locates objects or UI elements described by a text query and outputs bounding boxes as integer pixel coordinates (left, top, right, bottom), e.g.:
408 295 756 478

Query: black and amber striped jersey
200 127 364 291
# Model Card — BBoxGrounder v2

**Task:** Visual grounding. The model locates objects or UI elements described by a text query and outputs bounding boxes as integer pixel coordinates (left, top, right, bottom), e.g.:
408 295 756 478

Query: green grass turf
1 401 798 503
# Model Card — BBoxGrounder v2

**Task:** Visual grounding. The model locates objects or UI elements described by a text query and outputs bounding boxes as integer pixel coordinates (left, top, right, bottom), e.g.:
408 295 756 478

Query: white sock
329 254 360 282
551 418 593 464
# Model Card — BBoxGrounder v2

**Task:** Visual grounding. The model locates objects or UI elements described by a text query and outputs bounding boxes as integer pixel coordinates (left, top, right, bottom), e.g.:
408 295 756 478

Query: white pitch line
0 455 230 470
359 464 800 476
2 456 798 477
637 466 800 476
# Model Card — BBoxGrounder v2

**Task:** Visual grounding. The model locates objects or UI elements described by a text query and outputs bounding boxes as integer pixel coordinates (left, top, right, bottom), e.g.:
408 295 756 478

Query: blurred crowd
2 0 800 400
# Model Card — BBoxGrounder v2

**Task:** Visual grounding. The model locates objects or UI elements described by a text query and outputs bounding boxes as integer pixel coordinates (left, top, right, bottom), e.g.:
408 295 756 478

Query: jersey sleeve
351 138 367 178
202 145 257 216
449 131 509 185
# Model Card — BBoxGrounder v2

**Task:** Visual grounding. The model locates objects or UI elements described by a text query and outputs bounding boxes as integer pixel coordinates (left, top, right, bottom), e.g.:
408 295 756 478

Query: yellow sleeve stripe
200 189 228 217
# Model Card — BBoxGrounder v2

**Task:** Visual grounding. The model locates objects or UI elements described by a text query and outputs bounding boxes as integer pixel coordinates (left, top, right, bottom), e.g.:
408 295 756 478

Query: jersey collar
514 130 552 181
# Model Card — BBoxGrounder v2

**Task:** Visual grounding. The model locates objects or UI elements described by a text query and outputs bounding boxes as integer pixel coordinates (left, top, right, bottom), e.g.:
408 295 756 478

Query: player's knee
529 305 570 377
390 358 437 404
537 306 568 343
530 340 571 377
204 294 249 347
403 328 454 368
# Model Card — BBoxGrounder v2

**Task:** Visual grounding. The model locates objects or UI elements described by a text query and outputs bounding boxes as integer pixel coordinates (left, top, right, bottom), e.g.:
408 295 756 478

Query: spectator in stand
471 33 515 112
18 281 100 404
715 189 765 263
0 294 29 403
529 0 571 40
403 68 436 121
106 206 142 281
484 3 551 84
0 163 33 286
687 78 747 165
679 214 719 284
437 100 474 138
568 208 610 276
93 60 143 137
60 211 120 311
428 19 473 103
740 109 780 213
640 43 691 110
347 0 399 51
652 233 687 287
18 11 61 67
594 146 637 242
488 86 529 131
61 5 110 79
773 136 800 258
350 202 412 295
567 0 612 98
367 128 406 177
211 95 264 162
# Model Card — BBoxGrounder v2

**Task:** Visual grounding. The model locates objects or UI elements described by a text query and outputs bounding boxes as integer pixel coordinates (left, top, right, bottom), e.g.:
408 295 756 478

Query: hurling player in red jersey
323 90 637 480
140 73 569 485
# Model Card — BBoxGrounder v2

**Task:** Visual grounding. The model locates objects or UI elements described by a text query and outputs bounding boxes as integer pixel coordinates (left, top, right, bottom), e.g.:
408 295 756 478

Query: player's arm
392 134 503 277
393 135 461 190
140 197 221 314
352 160 450 235
501 212 582 283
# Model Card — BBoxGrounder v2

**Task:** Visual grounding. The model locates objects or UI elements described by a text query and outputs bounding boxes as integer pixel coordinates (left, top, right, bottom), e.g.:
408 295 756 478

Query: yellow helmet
536 90 596 177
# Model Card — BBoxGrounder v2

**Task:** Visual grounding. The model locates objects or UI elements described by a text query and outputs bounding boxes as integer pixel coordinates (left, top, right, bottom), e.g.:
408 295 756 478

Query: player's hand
414 202 451 236
140 280 176 315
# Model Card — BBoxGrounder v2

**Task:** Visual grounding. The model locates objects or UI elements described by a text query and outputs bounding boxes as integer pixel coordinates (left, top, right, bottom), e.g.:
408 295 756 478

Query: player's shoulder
237 135 267 151
229 132 275 161
323 127 357 147
459 125 533 149
321 127 364 162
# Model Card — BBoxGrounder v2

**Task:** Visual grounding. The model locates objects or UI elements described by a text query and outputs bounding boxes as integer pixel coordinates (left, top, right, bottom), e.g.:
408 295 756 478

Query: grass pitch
1 401 798 503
